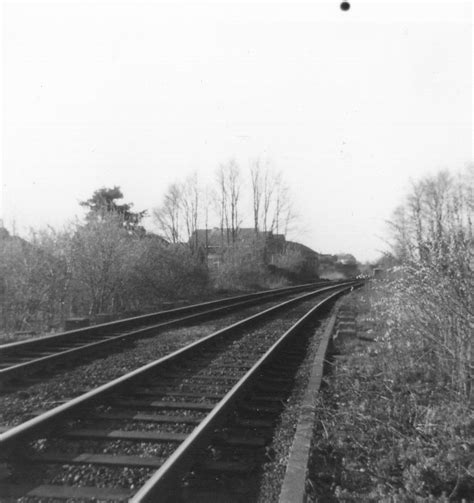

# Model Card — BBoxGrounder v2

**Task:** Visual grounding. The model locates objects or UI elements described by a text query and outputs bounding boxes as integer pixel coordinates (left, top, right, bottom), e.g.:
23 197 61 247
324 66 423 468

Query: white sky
1 0 472 261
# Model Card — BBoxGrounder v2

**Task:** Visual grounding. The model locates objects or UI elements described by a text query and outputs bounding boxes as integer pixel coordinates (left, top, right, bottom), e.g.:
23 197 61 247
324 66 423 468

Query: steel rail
0 281 358 455
0 282 338 385
131 286 352 502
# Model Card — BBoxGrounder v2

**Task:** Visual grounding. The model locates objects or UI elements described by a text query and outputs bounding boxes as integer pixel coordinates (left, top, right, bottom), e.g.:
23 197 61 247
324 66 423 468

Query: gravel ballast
0 295 307 428
255 306 336 502
1 295 336 501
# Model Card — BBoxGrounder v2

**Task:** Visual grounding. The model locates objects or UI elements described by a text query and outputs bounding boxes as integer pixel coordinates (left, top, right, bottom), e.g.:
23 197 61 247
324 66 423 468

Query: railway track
0 281 360 502
0 281 334 388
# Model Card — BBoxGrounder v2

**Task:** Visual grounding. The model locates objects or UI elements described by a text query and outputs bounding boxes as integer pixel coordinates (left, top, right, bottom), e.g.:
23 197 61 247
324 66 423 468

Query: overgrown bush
309 168 473 501
213 243 271 291
0 214 210 334
211 241 310 290
130 239 209 303
69 214 134 316
384 167 473 399
0 227 71 332
372 267 472 399
309 287 473 502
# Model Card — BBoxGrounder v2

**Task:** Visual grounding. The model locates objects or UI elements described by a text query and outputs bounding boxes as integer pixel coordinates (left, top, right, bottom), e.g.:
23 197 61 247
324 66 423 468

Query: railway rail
0 281 335 387
0 281 360 502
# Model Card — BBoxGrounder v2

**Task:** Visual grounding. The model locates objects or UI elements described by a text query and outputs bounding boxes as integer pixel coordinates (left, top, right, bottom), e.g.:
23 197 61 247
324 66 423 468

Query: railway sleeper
92 411 202 424
28 452 165 468
158 374 240 383
132 388 226 399
137 384 231 395
112 399 216 410
197 374 247 382
213 363 254 369
166 358 215 371
62 428 188 442
222 352 264 359
0 483 132 501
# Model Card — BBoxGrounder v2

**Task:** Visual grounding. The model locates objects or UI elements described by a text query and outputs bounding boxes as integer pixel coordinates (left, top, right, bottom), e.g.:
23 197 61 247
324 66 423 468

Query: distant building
189 228 284 265
318 252 360 279
189 228 319 280
284 241 320 279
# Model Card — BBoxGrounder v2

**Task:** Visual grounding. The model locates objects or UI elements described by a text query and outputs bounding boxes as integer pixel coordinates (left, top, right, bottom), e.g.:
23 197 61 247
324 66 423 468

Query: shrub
0 227 71 332
130 240 209 303
383 167 473 399
213 243 270 291
0 215 211 335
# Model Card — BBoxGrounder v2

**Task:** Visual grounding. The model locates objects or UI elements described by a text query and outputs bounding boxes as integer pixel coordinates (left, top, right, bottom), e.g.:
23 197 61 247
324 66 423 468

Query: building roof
285 240 319 257
191 228 278 248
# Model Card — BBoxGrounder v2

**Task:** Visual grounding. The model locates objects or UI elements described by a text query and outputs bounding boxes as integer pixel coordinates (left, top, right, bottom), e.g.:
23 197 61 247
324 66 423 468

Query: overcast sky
1 0 472 261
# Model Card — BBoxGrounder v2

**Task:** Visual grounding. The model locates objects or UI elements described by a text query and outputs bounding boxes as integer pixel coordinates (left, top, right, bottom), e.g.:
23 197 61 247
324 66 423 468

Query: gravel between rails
255 306 334 502
0 295 306 429
4 296 332 502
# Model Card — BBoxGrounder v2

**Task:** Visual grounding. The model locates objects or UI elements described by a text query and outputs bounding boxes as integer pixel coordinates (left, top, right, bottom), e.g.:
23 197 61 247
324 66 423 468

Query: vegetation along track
0 281 360 502
0 281 335 388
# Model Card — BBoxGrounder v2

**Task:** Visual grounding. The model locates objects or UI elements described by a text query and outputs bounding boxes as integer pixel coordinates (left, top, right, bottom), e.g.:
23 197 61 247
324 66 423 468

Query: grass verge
307 286 473 502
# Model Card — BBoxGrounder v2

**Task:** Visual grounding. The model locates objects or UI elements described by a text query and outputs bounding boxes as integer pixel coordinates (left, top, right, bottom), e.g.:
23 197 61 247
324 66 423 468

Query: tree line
0 187 207 334
153 158 295 247
153 159 306 292
0 159 306 335
378 165 473 398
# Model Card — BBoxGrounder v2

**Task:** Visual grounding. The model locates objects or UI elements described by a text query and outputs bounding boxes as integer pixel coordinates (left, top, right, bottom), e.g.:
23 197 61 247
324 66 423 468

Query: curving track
0 281 360 502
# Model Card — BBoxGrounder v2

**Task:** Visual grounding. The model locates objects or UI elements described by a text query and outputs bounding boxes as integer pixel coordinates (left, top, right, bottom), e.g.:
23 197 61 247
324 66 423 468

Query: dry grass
307 285 474 502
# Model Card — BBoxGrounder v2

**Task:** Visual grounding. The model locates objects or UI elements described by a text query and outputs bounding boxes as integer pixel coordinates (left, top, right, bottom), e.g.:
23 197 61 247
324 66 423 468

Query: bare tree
201 184 213 253
250 159 263 234
389 170 473 271
216 160 241 245
262 167 275 233
272 176 296 236
228 160 241 243
153 183 183 243
250 162 296 237
249 159 277 234
181 172 200 250
215 167 228 247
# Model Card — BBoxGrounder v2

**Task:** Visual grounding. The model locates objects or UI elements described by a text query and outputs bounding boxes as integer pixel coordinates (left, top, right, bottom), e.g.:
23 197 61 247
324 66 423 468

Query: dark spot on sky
340 2 351 11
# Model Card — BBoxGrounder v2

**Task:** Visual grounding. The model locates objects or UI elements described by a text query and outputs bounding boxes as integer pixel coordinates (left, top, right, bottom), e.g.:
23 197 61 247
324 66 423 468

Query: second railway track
0 281 335 388
0 281 360 502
